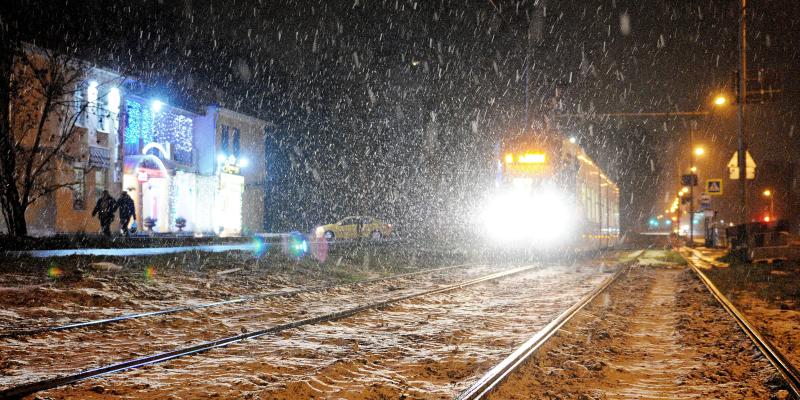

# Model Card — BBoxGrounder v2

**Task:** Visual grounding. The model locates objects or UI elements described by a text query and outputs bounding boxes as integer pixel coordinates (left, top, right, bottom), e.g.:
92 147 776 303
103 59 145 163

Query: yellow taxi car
315 216 393 241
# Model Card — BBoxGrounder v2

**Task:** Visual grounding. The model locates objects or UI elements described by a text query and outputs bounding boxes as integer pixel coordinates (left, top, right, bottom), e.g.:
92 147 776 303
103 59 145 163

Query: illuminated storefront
215 173 244 236
121 97 201 233
6 48 266 236
117 97 260 235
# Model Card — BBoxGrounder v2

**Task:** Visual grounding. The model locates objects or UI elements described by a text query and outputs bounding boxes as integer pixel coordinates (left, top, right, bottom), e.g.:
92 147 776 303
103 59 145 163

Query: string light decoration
168 171 197 231
123 98 193 163
154 113 193 163
194 176 218 232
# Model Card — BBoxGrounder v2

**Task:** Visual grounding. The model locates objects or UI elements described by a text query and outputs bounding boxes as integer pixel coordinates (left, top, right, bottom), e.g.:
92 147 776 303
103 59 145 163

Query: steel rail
0 264 539 399
456 269 627 399
682 250 800 398
456 249 643 399
0 262 477 339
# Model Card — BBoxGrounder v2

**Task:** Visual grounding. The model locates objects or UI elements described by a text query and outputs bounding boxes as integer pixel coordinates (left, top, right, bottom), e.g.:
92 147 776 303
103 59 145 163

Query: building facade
194 107 268 235
115 97 268 236
5 49 268 236
21 64 125 236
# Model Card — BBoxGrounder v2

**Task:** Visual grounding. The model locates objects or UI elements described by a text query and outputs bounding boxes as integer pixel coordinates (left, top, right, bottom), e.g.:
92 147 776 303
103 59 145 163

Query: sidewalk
0 232 293 257
5 243 261 258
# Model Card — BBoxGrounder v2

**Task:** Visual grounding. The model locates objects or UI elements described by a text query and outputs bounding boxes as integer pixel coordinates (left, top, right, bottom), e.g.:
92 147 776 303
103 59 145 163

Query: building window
73 84 87 127
87 81 99 129
72 167 86 210
221 125 229 153
96 105 108 132
95 170 107 200
106 87 121 134
232 128 240 157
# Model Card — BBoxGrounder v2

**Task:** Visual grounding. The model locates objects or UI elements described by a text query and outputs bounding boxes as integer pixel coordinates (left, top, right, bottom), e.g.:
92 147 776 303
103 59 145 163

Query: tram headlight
482 189 574 246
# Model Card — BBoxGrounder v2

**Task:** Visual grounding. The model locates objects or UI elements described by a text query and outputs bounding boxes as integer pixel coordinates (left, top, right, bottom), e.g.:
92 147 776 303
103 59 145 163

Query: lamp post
737 0 748 225
678 191 684 237
763 189 774 220
689 122 696 246
687 120 707 247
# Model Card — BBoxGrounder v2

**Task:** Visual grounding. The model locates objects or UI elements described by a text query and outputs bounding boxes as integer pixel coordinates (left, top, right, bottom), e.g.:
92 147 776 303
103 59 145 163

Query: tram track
457 266 628 399
0 264 542 399
3 252 631 399
459 249 796 400
0 262 506 393
682 249 800 398
0 262 476 339
456 250 641 399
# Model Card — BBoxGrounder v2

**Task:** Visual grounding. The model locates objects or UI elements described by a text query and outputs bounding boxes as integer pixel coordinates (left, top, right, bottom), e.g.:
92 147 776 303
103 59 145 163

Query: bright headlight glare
481 189 574 247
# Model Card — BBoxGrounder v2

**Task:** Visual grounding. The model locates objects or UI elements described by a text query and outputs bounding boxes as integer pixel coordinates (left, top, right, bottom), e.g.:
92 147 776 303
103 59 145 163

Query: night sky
3 0 800 234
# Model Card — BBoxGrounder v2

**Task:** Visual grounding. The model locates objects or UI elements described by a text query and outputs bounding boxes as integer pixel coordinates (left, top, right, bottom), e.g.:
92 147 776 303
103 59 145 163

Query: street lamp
762 189 774 220
713 95 727 106
686 129 706 247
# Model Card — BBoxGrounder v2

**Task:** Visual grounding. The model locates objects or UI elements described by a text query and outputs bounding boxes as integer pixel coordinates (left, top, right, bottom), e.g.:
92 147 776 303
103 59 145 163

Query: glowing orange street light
713 95 727 106
694 147 705 156
763 189 774 219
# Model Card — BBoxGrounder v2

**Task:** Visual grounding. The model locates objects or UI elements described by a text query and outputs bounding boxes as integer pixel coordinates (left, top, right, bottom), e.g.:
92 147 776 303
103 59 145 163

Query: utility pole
689 121 696 246
677 193 683 239
737 0 748 224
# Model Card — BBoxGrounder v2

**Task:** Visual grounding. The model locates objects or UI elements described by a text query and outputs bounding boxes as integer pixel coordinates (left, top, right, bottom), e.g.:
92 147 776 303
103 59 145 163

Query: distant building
6 47 268 236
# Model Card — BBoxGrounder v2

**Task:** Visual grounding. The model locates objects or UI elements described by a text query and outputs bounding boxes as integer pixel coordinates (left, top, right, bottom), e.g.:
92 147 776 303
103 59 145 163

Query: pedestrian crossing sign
706 179 723 195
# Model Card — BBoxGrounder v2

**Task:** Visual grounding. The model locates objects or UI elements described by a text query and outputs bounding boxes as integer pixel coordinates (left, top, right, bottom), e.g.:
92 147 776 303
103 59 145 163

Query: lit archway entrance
123 144 173 233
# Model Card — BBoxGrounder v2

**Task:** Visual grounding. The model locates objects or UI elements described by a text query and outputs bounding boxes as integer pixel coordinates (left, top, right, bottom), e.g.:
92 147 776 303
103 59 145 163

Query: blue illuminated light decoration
124 98 194 164
124 100 153 145
154 114 193 163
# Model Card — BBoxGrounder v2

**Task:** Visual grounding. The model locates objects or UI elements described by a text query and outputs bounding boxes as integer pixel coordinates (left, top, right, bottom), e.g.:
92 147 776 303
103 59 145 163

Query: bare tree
0 43 96 237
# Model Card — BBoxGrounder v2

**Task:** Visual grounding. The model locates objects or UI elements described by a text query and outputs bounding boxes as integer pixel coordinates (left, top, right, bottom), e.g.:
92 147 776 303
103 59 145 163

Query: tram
481 135 619 251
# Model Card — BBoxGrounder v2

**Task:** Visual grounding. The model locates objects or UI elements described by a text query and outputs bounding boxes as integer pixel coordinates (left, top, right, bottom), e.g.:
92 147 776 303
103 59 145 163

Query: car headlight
315 226 325 237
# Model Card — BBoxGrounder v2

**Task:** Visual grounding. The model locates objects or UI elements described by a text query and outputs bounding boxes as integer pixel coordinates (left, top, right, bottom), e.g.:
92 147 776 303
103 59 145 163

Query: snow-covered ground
490 264 783 399
1 255 620 399
696 247 800 378
0 263 498 388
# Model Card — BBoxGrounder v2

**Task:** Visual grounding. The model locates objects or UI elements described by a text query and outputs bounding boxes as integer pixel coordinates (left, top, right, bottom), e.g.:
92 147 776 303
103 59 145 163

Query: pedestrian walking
117 191 136 237
92 190 117 237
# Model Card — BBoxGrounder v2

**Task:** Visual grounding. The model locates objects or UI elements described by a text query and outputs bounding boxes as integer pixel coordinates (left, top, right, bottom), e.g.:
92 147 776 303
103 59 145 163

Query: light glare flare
481 189 575 247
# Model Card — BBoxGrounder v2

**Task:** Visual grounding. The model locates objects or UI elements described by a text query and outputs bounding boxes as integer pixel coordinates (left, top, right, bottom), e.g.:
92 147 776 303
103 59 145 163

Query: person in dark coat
92 190 117 237
117 191 136 237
